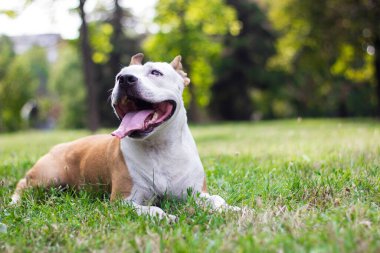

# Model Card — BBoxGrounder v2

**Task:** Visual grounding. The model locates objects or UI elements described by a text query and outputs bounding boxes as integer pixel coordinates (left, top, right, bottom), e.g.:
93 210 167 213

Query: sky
0 0 157 39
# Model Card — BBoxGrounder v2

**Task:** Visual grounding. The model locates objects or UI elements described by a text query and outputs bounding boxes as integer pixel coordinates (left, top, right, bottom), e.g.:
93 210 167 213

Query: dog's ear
170 55 190 87
170 55 183 70
130 53 144 65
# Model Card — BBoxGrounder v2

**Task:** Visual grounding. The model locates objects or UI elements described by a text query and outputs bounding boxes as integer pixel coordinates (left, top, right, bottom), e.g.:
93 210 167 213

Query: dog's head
111 53 190 139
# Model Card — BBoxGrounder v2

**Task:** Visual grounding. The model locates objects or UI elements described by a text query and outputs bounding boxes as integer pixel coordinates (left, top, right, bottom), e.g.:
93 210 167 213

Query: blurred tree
0 1 140 130
108 0 139 75
22 46 49 95
325 0 379 116
0 35 16 131
266 0 379 117
102 0 140 127
48 44 86 128
0 0 30 18
0 39 40 131
0 36 15 79
210 0 281 120
78 0 100 131
88 0 141 127
144 0 241 121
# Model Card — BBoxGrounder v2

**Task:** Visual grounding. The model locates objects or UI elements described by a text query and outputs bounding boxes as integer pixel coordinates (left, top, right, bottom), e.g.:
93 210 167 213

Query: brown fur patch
19 135 133 201
202 177 207 193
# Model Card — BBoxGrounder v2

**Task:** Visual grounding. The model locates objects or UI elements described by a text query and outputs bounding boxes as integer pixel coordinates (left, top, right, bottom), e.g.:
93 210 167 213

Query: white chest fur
120 124 205 204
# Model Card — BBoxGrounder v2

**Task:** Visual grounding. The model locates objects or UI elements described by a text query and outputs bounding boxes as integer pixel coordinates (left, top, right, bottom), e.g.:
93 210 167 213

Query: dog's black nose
119 74 138 86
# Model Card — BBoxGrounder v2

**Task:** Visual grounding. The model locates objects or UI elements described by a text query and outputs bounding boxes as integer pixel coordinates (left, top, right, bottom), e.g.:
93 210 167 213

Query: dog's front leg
196 192 241 212
123 200 178 222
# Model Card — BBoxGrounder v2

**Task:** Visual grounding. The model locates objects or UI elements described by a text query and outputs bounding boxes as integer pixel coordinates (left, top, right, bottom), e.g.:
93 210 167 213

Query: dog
11 53 240 221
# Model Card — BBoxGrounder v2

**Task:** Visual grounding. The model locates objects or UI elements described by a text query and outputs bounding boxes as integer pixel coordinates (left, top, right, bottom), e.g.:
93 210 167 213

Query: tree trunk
338 83 349 117
109 0 123 75
79 0 99 131
375 35 380 118
188 83 201 122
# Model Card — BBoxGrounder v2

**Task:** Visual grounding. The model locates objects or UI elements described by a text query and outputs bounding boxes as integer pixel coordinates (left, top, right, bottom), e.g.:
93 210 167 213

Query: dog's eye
150 69 163 76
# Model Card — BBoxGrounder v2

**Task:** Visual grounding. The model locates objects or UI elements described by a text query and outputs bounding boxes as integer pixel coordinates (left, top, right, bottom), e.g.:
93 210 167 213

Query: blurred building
10 33 62 62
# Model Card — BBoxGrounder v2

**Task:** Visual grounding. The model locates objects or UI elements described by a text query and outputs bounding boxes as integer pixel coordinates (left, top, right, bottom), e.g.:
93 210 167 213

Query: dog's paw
153 211 178 223
214 204 242 213
165 213 178 223
196 193 242 214
207 195 227 210
224 205 241 212
9 194 21 206
144 206 177 223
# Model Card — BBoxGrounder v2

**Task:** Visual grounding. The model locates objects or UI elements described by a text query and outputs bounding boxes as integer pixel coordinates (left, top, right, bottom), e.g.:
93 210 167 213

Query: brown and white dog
11 54 240 221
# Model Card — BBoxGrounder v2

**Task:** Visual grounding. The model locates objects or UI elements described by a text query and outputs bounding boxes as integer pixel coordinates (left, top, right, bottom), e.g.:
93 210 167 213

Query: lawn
0 119 379 252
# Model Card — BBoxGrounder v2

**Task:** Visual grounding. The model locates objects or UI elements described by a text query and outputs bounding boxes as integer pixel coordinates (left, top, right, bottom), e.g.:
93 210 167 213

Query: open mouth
112 96 176 139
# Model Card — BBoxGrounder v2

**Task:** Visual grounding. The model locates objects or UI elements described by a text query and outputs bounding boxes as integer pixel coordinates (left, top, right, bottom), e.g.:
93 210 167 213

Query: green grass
0 119 379 252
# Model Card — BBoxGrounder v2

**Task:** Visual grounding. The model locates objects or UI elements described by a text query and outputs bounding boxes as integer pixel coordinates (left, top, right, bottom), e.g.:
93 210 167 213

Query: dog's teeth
151 112 158 122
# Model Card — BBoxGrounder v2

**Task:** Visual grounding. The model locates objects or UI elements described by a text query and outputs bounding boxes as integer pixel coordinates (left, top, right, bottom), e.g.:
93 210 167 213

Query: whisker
107 95 112 103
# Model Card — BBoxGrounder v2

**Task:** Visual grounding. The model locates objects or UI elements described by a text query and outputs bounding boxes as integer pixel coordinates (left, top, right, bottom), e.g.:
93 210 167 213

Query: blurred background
0 0 379 132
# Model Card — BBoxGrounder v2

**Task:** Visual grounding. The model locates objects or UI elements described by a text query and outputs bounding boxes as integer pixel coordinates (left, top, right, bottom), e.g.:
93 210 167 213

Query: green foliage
0 10 17 18
21 46 49 92
211 0 282 120
0 36 15 78
267 0 375 82
265 0 378 117
0 59 36 131
89 22 114 64
144 0 240 115
331 44 374 83
48 45 86 129
0 39 42 132
1 120 380 251
81 2 142 128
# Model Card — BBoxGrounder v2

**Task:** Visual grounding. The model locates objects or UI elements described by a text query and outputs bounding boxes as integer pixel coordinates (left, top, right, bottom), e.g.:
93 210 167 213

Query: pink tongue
112 110 153 139
111 102 174 139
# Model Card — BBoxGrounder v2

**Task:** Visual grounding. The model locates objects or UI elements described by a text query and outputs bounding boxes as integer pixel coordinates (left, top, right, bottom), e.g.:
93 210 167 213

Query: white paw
151 209 177 223
137 205 178 222
9 194 21 206
205 194 241 212
208 195 227 209
165 214 178 223
224 205 241 212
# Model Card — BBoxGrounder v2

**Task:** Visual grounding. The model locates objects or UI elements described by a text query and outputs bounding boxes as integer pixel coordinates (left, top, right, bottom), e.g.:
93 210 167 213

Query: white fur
125 200 178 222
112 60 239 220
10 194 20 205
198 192 241 212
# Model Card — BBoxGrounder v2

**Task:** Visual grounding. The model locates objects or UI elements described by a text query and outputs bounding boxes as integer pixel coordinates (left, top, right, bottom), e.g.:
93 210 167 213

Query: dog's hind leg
10 178 28 205
10 154 68 205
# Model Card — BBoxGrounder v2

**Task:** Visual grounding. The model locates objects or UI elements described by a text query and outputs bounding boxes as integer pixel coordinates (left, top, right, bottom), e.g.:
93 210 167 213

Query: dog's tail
10 178 28 205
